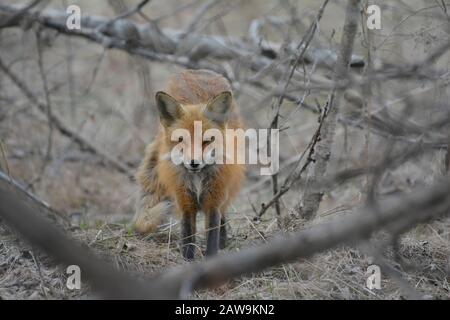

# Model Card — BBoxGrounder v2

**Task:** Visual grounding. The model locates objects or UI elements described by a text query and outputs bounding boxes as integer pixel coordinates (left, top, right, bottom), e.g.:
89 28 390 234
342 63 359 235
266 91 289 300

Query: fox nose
190 160 200 169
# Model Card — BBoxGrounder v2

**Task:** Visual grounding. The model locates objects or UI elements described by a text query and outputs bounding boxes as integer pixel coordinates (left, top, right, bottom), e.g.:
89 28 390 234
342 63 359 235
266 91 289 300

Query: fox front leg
219 215 227 249
205 209 220 257
181 213 196 260
177 189 199 260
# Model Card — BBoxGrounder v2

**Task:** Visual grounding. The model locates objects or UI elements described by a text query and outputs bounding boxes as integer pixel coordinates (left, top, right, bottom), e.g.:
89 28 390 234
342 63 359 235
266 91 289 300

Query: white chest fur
185 173 204 204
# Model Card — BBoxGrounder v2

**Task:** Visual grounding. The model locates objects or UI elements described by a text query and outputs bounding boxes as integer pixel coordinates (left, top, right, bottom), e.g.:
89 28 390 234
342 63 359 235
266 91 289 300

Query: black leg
205 210 220 257
181 213 196 260
219 215 227 249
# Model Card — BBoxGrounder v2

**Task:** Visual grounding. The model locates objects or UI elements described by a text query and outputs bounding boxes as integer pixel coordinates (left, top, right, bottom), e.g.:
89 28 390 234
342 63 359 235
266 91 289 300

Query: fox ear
204 91 233 124
155 91 183 126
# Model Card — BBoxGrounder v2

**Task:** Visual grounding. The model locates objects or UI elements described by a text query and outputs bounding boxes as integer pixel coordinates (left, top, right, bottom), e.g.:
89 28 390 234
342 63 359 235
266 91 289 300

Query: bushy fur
133 69 245 259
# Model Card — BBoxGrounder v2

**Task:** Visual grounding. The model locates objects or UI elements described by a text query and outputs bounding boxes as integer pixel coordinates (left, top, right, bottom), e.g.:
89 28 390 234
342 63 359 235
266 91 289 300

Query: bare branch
2 156 449 298
0 170 160 299
297 0 362 220
0 57 134 178
261 0 330 220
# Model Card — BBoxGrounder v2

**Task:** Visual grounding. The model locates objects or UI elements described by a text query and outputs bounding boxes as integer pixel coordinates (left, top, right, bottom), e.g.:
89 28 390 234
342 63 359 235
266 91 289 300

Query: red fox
133 69 245 260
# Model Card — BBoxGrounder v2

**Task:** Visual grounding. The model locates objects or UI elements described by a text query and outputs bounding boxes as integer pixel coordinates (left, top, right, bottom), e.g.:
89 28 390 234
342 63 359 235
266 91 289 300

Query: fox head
155 90 233 173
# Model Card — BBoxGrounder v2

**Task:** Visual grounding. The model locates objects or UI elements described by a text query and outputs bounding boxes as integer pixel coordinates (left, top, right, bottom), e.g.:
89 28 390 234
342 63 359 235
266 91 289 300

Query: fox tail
133 197 173 234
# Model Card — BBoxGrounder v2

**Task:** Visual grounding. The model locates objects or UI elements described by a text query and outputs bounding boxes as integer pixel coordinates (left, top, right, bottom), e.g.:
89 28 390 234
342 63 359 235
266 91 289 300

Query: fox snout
184 159 205 172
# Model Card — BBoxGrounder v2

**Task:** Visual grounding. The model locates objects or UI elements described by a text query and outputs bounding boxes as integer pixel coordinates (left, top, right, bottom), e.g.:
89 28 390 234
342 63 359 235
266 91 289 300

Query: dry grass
2 204 449 299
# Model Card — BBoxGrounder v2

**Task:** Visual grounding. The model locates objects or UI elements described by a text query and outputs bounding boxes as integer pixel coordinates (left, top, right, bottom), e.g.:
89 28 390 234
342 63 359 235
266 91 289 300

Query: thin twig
0 57 134 178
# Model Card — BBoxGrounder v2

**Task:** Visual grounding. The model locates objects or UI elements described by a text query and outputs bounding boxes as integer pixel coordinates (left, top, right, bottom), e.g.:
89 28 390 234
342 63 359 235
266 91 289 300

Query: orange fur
133 70 245 257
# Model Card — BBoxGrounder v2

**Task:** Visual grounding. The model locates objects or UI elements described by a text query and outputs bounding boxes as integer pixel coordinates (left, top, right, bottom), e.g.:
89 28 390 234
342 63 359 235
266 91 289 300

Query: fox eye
178 136 183 142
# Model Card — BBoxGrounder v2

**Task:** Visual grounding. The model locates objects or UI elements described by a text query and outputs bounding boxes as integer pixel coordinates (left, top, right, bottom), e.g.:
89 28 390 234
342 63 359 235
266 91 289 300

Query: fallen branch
0 4 364 75
2 165 449 298
0 170 67 226
151 173 450 298
0 170 158 299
